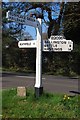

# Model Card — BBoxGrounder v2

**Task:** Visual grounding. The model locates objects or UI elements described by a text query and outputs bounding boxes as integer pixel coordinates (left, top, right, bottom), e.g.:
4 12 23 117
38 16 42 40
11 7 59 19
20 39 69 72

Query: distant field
2 88 80 119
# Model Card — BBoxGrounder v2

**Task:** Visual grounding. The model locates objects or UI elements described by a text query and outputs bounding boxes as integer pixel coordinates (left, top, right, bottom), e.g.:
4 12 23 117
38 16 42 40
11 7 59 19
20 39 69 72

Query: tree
3 2 80 75
2 2 64 70
2 2 64 38
63 2 80 44
63 2 80 75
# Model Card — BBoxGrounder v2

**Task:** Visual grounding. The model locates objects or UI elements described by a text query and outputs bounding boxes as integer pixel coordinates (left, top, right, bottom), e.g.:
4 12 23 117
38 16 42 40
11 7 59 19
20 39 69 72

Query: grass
2 88 80 119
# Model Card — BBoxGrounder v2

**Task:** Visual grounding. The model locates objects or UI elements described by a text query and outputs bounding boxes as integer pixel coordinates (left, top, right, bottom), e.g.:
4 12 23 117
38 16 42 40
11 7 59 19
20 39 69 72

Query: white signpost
6 11 43 97
6 11 73 98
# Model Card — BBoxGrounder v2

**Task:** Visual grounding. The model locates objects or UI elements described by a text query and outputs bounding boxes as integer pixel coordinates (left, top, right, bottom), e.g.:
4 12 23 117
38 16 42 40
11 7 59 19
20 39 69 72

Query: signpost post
6 11 73 98
34 19 43 97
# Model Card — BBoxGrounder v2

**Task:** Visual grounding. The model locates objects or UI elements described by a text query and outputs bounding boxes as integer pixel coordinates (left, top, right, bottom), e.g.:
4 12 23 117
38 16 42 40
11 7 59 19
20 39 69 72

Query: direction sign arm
6 11 40 28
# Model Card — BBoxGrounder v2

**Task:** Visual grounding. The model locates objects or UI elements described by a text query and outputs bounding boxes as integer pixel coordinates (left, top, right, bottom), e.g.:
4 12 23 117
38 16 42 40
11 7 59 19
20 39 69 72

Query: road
1 72 79 95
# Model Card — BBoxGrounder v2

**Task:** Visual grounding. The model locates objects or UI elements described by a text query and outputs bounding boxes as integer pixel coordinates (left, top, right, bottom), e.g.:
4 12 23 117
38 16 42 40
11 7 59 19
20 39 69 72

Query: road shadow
2 73 30 77
2 73 18 77
70 90 80 95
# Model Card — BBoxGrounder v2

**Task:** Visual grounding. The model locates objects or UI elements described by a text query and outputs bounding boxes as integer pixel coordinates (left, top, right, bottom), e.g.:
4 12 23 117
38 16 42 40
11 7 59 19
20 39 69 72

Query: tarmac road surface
1 72 79 95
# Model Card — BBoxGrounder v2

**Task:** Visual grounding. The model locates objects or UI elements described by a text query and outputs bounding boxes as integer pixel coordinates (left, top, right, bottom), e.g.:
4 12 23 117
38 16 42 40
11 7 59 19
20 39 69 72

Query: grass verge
2 88 80 119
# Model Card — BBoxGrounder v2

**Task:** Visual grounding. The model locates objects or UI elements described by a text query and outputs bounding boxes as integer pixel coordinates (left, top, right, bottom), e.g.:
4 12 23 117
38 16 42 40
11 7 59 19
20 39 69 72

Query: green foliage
63 2 80 44
60 94 80 118
2 89 80 118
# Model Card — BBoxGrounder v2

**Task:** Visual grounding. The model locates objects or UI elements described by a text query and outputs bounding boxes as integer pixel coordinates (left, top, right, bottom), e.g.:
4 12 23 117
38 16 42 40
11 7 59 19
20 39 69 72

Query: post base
35 87 43 98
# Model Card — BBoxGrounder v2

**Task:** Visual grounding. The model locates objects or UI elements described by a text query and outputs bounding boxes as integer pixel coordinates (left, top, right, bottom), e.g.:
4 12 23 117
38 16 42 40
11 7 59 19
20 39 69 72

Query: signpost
6 11 73 98
6 11 43 97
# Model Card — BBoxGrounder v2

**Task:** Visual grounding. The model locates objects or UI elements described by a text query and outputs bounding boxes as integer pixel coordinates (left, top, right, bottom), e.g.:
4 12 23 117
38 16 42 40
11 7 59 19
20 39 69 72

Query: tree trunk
52 2 65 35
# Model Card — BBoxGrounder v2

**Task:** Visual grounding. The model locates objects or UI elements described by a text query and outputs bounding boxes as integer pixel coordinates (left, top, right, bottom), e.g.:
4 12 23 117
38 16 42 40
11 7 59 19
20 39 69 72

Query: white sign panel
50 35 64 40
18 39 73 51
43 39 73 52
6 11 39 28
18 40 37 48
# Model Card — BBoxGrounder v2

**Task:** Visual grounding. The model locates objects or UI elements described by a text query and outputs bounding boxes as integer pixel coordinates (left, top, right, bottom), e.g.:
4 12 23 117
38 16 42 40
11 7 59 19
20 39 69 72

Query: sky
2 1 50 39
24 21 48 40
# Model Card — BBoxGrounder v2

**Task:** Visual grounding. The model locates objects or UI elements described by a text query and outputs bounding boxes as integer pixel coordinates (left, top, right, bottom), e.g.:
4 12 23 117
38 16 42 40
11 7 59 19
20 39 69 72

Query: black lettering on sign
53 41 66 44
53 44 57 47
33 43 35 45
27 17 35 22
54 48 62 51
60 41 66 44
20 43 31 46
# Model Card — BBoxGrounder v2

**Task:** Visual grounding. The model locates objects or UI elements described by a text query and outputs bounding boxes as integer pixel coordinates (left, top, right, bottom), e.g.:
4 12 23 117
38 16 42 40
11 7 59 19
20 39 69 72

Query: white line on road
15 75 45 80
